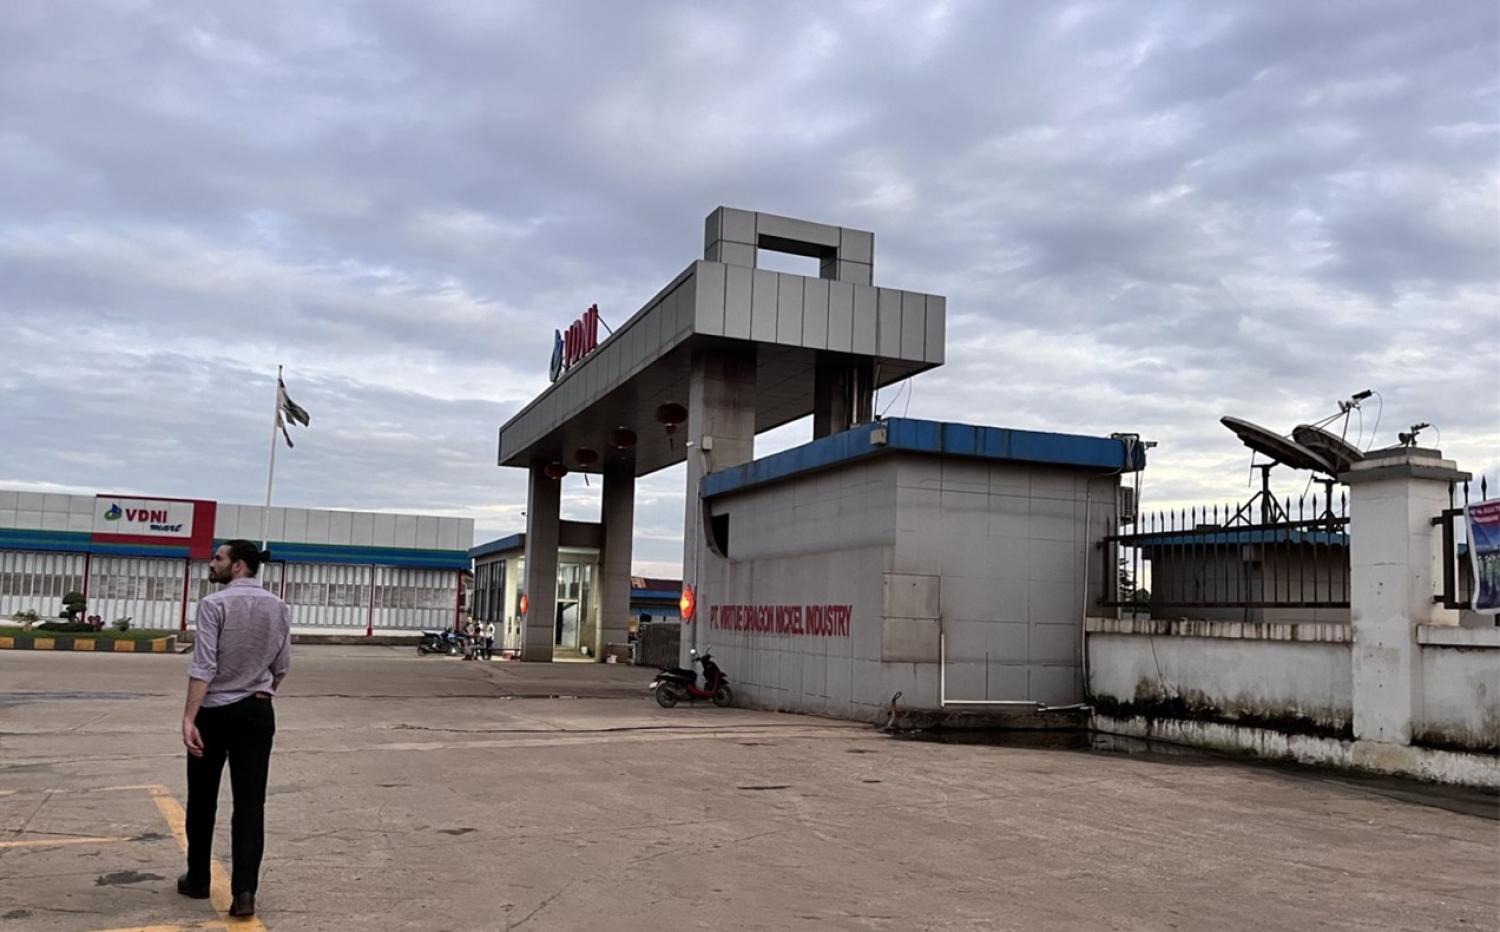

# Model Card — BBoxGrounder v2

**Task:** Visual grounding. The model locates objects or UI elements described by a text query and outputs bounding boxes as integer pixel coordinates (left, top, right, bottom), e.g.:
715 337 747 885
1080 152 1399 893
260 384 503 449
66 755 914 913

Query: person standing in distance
482 617 496 660
178 540 291 919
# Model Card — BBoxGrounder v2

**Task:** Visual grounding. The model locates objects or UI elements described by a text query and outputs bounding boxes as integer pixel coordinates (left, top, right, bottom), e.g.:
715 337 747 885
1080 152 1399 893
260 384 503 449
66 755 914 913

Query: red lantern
574 448 599 468
543 462 568 480
518 593 529 617
679 584 696 622
609 427 638 450
655 402 687 428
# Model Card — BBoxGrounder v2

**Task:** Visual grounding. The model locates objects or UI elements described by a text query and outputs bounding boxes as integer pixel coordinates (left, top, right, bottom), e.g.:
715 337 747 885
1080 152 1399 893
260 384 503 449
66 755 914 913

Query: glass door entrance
554 561 592 649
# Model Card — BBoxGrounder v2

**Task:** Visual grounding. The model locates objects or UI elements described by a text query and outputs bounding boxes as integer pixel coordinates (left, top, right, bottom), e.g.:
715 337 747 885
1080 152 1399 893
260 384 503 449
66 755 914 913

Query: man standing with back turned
177 539 291 918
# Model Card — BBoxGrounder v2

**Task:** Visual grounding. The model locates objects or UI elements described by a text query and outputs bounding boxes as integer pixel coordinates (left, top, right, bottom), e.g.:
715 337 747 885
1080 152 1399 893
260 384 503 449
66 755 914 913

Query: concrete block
897 458 943 491
694 260 726 335
0 490 16 511
40 510 66 531
990 464 1029 496
0 508 16 529
840 227 874 264
877 288 901 357
43 493 68 513
757 213 839 249
69 495 93 515
352 512 375 547
827 280 855 352
802 278 830 349
720 241 756 268
394 514 418 548
327 511 353 546
833 260 872 286
305 510 331 544
901 291 926 361
852 286 878 354
67 512 92 531
925 295 946 364
1031 622 1082 665
883 573 940 619
13 511 41 529
283 508 309 542
372 513 396 547
1031 470 1079 500
722 207 757 245
750 269 778 342
18 492 44 511
1028 497 1078 542
213 504 238 539
941 459 989 494
988 622 1030 661
1026 538 1081 583
942 576 1008 623
724 265 753 340
1028 579 1079 625
775 273 804 345
1029 665 1083 705
415 515 439 549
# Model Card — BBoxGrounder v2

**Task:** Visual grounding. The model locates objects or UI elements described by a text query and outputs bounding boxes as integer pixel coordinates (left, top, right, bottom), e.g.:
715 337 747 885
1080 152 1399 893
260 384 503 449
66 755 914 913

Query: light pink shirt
188 578 292 708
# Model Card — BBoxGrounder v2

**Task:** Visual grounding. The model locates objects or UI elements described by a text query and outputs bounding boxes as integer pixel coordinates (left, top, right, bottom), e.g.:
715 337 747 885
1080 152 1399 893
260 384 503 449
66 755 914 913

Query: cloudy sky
2 1 1495 576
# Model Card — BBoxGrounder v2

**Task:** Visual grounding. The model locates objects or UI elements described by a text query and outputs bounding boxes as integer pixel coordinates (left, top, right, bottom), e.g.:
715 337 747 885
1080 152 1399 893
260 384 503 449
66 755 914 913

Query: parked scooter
650 647 733 708
417 629 463 656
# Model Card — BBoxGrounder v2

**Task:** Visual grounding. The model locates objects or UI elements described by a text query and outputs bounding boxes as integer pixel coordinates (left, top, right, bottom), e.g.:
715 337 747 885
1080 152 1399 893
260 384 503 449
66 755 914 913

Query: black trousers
185 695 276 894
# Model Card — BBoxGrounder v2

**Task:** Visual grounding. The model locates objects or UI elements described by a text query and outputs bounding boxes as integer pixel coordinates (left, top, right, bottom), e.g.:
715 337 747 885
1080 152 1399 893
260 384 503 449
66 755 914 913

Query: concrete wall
1417 627 1500 752
1085 618 1353 735
694 453 1116 721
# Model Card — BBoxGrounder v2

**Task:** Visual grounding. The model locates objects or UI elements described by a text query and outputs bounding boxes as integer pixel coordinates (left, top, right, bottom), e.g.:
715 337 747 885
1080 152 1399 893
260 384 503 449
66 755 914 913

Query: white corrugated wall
88 555 188 630
372 566 458 631
185 561 284 626
0 551 87 618
283 562 372 628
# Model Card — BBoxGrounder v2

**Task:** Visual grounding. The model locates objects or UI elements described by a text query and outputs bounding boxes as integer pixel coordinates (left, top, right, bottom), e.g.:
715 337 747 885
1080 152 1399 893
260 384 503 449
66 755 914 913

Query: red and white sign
92 495 218 558
549 304 601 382
709 603 852 637
94 496 196 538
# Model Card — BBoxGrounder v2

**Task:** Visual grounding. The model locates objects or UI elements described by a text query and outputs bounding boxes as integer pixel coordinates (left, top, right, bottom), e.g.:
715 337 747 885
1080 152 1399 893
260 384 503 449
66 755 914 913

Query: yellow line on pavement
0 835 128 849
147 785 268 932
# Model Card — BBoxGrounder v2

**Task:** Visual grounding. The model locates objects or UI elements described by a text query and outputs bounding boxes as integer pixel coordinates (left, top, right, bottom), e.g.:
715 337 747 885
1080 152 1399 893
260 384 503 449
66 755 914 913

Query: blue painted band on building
0 527 469 570
702 418 1146 500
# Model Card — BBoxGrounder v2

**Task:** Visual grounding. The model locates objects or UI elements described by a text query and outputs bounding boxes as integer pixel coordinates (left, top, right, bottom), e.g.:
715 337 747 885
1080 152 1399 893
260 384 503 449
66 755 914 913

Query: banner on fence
1464 500 1500 614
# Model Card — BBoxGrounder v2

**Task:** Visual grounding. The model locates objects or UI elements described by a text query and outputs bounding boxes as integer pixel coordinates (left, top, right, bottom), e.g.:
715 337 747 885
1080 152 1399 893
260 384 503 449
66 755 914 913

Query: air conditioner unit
1119 486 1137 526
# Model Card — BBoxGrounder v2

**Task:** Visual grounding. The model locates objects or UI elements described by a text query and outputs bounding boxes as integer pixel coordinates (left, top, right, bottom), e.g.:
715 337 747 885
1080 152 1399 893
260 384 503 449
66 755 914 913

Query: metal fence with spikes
1098 486 1350 618
1433 475 1491 611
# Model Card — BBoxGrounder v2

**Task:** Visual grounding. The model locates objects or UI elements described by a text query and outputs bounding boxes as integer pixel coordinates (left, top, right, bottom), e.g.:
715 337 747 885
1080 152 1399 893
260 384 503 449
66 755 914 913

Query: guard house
496 208 1143 719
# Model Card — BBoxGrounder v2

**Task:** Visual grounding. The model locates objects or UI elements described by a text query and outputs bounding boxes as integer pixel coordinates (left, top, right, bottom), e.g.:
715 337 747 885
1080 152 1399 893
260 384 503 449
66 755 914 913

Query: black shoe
229 892 255 917
176 873 210 899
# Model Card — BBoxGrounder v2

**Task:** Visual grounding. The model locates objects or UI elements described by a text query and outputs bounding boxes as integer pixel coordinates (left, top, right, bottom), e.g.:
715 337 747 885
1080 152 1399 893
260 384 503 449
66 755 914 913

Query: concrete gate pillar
522 465 560 662
599 463 634 660
683 350 758 651
1344 446 1468 747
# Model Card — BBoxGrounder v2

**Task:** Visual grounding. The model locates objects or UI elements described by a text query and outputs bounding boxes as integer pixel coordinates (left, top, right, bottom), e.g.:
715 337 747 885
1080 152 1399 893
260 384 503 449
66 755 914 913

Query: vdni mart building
0 490 473 633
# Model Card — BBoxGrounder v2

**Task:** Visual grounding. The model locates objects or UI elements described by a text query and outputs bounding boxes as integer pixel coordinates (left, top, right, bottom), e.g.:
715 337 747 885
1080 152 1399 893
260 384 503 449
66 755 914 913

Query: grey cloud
0 0 1494 576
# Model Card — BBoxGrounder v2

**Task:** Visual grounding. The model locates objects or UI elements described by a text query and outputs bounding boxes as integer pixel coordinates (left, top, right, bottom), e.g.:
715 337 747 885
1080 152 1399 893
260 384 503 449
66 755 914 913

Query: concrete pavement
0 646 1495 931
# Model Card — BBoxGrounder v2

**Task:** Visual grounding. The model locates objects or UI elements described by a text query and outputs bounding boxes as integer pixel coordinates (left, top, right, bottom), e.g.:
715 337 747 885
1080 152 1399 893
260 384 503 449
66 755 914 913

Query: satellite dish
1220 416 1335 475
1292 424 1364 474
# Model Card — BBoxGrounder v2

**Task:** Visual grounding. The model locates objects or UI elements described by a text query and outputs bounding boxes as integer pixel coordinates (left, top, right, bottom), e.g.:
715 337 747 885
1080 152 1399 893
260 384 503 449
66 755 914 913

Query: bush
12 609 39 624
113 617 132 632
61 591 86 621
36 621 95 633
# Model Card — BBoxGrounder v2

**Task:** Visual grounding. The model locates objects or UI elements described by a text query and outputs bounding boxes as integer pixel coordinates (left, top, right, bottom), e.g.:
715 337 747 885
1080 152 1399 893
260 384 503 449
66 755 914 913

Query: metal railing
1099 487 1349 615
1432 476 1489 611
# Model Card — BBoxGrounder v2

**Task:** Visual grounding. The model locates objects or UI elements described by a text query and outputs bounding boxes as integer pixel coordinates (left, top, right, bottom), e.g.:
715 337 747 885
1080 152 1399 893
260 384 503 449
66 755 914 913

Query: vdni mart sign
93 496 195 538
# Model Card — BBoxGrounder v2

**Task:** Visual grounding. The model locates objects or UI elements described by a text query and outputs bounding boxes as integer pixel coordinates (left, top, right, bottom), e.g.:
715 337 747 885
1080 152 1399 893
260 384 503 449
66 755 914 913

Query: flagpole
262 364 282 550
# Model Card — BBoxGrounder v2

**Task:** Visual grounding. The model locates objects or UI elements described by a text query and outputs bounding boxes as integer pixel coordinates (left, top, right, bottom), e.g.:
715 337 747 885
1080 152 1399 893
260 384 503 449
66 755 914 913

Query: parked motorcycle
417 629 463 656
650 647 733 708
